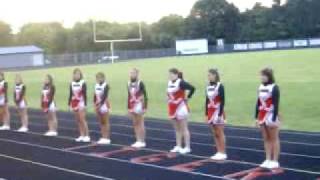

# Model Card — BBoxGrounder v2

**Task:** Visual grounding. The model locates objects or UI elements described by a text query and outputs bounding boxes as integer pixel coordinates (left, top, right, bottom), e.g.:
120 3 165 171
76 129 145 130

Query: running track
0 109 319 180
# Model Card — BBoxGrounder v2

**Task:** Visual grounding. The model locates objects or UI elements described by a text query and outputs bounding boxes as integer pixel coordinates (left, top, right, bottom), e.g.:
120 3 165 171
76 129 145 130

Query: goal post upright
92 20 143 64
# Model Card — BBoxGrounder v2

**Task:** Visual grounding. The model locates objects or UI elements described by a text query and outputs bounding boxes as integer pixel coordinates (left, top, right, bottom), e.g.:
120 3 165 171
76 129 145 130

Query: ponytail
178 71 183 80
169 68 183 80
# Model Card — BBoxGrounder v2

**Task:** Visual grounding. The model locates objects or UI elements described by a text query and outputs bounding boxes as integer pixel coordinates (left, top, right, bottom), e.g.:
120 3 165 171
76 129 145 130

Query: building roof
0 45 44 55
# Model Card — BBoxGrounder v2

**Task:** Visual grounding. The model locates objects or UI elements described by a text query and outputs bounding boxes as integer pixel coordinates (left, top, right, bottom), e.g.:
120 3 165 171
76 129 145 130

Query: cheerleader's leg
19 101 29 129
171 119 183 148
261 124 272 162
268 126 280 162
4 104 10 127
180 119 191 150
175 104 191 153
79 110 89 137
48 103 58 133
74 110 84 137
0 105 4 124
136 114 146 143
212 125 226 154
98 104 110 140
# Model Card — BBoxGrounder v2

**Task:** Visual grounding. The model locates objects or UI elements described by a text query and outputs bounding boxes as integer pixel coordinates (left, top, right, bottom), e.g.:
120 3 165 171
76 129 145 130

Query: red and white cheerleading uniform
41 85 56 113
69 80 86 111
256 83 280 127
14 83 27 109
94 82 110 114
0 80 7 106
167 79 189 120
206 82 226 125
128 80 146 115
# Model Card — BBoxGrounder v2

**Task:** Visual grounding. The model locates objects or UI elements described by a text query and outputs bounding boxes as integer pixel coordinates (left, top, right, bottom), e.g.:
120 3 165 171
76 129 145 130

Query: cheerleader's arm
99 85 109 106
180 80 195 99
4 82 8 103
68 84 72 106
272 85 280 121
83 83 87 106
254 99 260 120
205 96 209 116
140 81 148 109
218 84 225 116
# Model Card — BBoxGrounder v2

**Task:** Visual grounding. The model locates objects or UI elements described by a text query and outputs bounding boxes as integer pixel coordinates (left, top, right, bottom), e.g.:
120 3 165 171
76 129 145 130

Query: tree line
0 0 319 54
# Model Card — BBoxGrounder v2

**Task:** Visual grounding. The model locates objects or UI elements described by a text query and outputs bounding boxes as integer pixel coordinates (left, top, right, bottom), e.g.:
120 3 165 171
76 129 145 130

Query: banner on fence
263 41 277 49
233 44 248 51
176 39 208 55
278 41 293 48
294 40 308 47
309 38 320 46
248 42 263 50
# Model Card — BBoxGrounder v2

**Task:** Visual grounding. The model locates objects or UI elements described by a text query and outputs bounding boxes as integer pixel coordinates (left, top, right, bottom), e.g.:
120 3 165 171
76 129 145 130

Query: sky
0 0 274 31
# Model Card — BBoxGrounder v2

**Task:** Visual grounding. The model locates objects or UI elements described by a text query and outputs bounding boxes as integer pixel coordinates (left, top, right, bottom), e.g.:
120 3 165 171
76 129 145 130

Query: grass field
4 48 320 131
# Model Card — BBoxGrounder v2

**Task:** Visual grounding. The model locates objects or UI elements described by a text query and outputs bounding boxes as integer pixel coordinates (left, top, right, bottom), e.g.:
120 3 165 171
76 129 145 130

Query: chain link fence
44 48 177 67
4 37 318 70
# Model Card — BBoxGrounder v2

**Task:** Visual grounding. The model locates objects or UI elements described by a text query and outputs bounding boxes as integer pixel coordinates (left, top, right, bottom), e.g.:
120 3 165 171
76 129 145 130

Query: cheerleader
14 74 29 132
41 74 58 136
205 69 227 160
94 72 111 145
68 68 90 142
167 68 195 154
0 72 10 130
128 68 148 148
255 67 281 169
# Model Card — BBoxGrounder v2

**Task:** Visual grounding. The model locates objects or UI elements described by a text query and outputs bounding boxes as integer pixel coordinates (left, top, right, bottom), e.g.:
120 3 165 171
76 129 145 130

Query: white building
0 45 44 68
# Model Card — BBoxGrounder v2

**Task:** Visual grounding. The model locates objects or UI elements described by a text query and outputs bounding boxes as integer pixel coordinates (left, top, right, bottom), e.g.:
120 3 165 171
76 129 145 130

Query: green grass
4 49 320 132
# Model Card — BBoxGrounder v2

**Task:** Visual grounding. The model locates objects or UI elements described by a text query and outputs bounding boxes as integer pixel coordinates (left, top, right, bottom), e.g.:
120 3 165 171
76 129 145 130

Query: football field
4 48 320 131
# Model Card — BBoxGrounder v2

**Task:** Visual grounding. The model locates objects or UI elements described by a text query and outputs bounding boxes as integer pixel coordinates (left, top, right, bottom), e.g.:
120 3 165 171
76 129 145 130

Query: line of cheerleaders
0 67 281 169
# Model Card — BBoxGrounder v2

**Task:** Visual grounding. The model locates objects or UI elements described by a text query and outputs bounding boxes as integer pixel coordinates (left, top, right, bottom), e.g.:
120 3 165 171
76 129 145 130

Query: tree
17 22 67 53
66 21 96 53
285 0 320 37
185 0 241 44
151 14 185 48
0 21 13 46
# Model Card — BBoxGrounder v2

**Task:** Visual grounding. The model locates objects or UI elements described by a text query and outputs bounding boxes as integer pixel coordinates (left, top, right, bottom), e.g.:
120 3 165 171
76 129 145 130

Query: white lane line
3 129 320 176
23 114 320 146
0 153 114 180
23 111 320 137
0 136 229 180
225 126 320 137
65 143 97 151
108 115 320 137
15 121 320 159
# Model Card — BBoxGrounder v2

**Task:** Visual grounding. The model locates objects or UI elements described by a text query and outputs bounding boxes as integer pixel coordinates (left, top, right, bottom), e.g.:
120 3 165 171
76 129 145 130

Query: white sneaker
179 147 192 154
210 152 227 160
97 138 111 145
260 160 271 168
0 125 10 130
268 161 280 169
17 127 28 132
44 131 58 137
75 136 84 142
82 136 91 143
170 146 182 153
131 141 146 148
131 142 139 148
